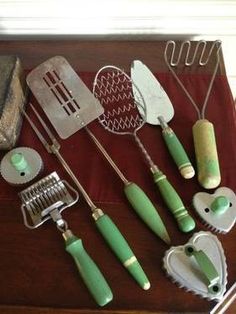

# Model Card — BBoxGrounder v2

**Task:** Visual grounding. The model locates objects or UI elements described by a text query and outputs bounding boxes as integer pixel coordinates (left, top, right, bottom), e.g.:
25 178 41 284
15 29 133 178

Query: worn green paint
65 234 113 306
193 119 221 189
211 196 229 215
162 127 195 179
185 245 220 293
153 171 195 233
96 214 150 290
11 153 28 171
124 182 170 244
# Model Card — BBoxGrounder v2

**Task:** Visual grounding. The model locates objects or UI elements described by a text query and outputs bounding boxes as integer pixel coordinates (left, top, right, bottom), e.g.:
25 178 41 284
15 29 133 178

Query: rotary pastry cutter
23 56 151 290
164 40 222 189
163 231 228 301
19 171 113 306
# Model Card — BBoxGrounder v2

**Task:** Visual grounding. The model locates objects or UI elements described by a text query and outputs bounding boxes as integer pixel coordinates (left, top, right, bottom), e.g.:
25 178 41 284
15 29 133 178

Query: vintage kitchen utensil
193 187 236 233
131 60 195 179
22 104 150 290
19 171 113 306
164 40 222 189
26 55 171 245
26 56 103 139
85 127 170 244
93 65 195 233
0 147 43 185
210 282 236 314
163 231 228 301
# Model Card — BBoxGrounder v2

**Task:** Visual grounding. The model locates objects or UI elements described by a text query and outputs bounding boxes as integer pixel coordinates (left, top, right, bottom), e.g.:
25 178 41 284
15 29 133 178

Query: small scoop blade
131 60 174 125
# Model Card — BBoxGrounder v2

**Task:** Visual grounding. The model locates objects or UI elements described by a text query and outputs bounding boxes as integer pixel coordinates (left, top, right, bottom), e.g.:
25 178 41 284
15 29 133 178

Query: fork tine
29 103 60 149
21 107 52 153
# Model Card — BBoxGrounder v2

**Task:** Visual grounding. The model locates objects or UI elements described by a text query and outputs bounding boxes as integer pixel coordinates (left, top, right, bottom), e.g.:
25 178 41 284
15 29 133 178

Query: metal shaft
22 107 97 211
85 127 129 185
50 146 97 211
133 132 158 172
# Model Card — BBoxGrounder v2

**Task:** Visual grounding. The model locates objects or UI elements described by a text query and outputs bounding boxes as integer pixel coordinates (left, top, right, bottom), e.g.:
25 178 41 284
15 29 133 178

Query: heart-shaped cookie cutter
163 231 227 301
193 187 236 233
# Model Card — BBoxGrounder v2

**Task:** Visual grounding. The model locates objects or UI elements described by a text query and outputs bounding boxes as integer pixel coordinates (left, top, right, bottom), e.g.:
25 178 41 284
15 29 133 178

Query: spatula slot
26 56 104 139
43 70 81 116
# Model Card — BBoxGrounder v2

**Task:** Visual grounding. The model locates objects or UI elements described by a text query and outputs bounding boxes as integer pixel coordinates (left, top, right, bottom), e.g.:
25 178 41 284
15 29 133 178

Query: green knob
11 153 28 171
210 196 230 215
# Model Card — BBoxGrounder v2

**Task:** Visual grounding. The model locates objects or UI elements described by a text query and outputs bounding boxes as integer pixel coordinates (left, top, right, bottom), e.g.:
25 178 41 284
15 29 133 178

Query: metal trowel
131 60 195 179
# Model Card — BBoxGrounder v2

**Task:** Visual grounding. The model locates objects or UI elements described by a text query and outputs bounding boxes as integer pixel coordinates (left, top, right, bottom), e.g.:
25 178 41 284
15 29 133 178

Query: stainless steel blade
131 60 174 125
27 56 104 139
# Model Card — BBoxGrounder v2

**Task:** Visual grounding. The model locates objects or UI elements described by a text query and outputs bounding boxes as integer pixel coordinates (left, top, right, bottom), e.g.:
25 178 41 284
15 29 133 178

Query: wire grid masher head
19 171 79 229
93 65 146 135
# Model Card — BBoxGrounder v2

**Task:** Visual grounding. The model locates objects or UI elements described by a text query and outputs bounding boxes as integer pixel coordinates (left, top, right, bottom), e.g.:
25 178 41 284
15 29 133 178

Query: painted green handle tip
178 215 196 233
64 230 113 307
180 165 195 179
124 182 170 244
94 213 151 290
198 174 221 190
162 128 195 179
125 258 150 290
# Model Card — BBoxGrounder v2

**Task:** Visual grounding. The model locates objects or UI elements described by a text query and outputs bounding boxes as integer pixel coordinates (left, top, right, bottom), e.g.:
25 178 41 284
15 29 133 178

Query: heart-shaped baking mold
163 231 227 301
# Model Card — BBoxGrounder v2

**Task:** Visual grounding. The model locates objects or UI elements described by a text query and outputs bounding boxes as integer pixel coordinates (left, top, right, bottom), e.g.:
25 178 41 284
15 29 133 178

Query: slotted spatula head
27 56 104 139
131 60 174 125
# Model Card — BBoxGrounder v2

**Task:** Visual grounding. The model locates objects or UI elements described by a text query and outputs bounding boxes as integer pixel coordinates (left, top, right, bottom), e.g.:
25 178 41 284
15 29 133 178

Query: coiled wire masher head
19 171 79 231
164 40 222 119
93 65 157 171
93 65 146 135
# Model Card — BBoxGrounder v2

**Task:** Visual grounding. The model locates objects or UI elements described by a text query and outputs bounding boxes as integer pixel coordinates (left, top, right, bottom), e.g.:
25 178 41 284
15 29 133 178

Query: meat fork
22 103 151 290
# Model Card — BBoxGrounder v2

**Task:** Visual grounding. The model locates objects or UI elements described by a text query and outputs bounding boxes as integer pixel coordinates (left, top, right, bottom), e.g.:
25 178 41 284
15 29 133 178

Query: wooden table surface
0 40 235 314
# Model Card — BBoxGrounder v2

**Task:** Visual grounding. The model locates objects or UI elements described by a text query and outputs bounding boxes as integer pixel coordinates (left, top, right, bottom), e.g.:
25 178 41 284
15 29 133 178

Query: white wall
0 0 236 98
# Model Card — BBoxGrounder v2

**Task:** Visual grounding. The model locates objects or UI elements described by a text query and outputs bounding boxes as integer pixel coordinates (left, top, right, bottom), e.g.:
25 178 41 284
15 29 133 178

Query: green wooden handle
95 213 150 290
193 119 221 189
124 182 170 244
185 245 221 293
162 127 195 179
153 171 195 233
64 230 113 306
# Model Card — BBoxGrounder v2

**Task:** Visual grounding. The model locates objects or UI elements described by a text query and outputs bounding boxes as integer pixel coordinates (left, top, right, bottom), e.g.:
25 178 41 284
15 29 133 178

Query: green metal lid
10 153 28 172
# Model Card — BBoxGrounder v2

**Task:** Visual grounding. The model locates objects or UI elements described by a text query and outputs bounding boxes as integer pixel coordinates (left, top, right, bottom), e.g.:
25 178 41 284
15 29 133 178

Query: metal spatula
27 56 104 139
131 60 195 179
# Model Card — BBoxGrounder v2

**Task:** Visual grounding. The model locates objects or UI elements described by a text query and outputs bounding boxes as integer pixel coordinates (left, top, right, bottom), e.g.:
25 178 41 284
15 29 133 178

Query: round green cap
10 153 28 172
210 196 229 215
